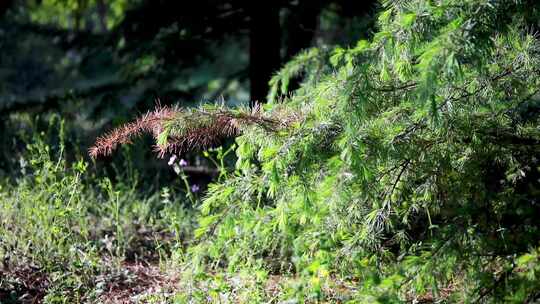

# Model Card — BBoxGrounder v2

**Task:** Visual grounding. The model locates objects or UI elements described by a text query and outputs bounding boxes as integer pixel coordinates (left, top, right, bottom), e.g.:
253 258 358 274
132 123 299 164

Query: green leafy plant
0 121 195 302
91 0 540 301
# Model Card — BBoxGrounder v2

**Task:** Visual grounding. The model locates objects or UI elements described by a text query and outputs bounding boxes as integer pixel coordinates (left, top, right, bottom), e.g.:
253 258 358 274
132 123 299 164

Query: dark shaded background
0 0 377 187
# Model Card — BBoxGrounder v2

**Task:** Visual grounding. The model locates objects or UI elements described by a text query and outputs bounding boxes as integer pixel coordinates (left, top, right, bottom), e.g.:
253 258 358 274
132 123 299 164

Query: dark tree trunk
0 0 14 18
284 0 322 60
248 4 282 105
96 0 108 32
281 0 323 93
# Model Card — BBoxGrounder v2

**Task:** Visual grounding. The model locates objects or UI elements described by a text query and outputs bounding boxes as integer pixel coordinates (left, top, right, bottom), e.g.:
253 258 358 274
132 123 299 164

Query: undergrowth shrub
0 138 100 302
0 122 195 303
91 0 540 302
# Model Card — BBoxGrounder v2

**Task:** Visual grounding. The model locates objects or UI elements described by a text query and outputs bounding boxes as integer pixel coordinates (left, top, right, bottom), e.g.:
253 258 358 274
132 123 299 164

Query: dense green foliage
3 0 540 302
92 0 540 302
0 125 195 302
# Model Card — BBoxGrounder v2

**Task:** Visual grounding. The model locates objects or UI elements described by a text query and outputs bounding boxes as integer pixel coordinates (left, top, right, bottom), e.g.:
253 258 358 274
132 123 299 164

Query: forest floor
1 254 360 303
1 262 176 304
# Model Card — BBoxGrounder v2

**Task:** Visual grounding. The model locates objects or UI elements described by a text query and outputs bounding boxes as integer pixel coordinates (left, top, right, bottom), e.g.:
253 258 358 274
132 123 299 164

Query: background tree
0 0 376 180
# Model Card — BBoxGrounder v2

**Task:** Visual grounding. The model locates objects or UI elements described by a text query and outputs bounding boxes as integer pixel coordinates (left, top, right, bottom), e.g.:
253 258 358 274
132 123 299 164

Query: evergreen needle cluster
90 104 289 158
92 0 540 301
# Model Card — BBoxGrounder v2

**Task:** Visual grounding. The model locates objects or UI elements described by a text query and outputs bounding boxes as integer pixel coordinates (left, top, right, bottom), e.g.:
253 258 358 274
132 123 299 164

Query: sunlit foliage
92 0 540 301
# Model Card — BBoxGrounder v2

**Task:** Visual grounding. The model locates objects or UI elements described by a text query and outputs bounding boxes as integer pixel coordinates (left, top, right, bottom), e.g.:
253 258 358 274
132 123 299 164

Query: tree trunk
248 3 282 106
284 0 322 61
96 0 108 32
0 0 14 18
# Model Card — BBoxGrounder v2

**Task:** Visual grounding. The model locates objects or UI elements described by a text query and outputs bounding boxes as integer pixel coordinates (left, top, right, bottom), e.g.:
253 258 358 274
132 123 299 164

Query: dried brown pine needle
89 104 289 159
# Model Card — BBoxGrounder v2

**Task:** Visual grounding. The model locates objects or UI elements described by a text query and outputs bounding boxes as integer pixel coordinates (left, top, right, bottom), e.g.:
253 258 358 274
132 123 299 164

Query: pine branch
89 104 287 159
89 105 176 158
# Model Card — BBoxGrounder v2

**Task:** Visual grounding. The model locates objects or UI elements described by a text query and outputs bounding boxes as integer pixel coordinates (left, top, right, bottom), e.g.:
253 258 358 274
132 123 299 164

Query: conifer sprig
89 105 175 158
89 104 287 158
